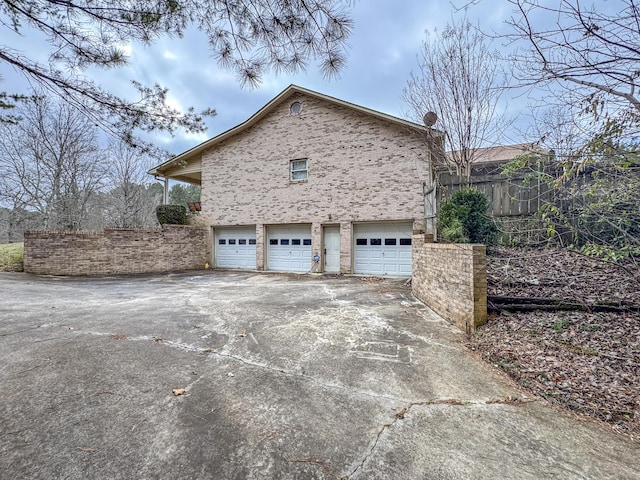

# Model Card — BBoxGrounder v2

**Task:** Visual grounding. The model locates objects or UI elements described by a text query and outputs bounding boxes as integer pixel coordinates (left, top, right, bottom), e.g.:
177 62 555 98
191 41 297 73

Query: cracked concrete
1 271 639 479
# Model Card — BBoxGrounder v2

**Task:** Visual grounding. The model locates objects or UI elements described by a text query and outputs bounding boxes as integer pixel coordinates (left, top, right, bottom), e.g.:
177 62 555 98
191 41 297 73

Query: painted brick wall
24 226 207 276
412 235 487 333
199 92 431 271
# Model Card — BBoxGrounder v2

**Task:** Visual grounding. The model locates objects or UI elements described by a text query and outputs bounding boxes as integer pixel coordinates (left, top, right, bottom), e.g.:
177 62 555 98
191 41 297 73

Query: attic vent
290 101 303 115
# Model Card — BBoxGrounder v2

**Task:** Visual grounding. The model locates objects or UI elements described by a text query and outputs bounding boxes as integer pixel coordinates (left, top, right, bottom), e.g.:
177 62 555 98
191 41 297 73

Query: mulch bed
468 246 640 442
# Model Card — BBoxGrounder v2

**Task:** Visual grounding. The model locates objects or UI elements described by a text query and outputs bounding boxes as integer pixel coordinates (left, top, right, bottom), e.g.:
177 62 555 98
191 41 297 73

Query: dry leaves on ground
469 247 640 442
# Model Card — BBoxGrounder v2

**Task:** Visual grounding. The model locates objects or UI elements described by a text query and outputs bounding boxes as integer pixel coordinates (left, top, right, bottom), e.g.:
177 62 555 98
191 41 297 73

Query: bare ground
468 247 640 442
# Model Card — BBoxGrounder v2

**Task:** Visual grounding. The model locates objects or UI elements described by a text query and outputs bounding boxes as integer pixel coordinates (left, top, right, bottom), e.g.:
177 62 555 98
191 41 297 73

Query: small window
400 238 412 246
218 239 226 245
385 238 397 246
270 239 278 245
239 239 247 245
249 239 256 245
280 239 290 245
290 159 308 181
370 238 382 246
291 239 301 245
303 239 312 246
229 239 236 245
356 238 367 246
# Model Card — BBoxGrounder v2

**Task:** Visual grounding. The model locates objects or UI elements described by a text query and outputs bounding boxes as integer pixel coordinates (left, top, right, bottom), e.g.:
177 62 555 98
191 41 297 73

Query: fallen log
487 295 640 313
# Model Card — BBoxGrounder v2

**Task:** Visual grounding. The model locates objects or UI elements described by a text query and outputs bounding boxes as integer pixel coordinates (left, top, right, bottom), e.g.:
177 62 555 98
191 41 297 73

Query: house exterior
149 85 443 276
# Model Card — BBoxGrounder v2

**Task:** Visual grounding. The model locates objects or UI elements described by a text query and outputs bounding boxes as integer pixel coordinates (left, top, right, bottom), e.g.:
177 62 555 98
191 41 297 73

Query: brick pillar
311 223 322 273
256 224 264 270
340 222 352 273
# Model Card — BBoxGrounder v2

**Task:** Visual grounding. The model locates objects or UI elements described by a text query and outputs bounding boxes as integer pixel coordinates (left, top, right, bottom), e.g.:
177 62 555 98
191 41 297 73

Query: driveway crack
0 325 43 336
347 396 534 479
204 347 412 404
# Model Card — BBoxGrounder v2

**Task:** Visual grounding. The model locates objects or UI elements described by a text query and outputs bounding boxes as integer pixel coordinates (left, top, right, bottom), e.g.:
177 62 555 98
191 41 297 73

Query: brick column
311 223 322 273
255 224 265 270
340 222 352 273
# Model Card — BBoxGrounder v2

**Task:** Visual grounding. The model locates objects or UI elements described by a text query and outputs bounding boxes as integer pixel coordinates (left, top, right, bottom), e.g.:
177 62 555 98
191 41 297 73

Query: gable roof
148 84 442 180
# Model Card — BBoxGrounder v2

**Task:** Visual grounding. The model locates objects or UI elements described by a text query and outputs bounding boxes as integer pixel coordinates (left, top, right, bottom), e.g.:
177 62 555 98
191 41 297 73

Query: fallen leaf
172 388 186 396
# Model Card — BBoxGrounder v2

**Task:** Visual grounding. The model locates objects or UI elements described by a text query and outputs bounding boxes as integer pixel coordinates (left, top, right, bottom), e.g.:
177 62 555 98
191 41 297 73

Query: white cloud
163 50 177 61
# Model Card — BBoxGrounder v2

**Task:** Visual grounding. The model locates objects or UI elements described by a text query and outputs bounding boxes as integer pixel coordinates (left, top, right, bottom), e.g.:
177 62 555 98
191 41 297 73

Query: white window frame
290 158 308 182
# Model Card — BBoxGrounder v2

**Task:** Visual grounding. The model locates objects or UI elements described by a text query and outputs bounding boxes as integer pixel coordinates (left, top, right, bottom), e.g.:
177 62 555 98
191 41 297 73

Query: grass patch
553 317 571 332
0 242 24 272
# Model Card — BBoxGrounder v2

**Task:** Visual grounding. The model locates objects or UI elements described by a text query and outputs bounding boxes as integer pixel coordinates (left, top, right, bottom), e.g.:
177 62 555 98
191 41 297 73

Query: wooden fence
436 163 606 246
438 171 554 217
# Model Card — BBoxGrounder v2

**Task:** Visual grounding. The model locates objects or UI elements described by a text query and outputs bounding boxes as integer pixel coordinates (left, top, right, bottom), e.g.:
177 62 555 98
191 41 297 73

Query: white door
353 223 413 276
215 227 256 269
323 226 340 273
267 225 312 273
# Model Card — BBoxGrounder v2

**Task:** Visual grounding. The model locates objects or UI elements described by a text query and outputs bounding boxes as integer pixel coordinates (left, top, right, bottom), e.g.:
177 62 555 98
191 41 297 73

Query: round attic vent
290 101 303 115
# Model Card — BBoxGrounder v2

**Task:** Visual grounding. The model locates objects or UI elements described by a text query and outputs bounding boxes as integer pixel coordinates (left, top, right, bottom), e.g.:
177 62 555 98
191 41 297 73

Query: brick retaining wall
412 235 487 333
24 225 208 276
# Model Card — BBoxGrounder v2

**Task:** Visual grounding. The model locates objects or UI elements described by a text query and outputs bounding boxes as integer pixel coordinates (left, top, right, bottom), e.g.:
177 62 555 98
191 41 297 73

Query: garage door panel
354 223 412 276
364 250 383 260
215 227 256 269
383 250 399 260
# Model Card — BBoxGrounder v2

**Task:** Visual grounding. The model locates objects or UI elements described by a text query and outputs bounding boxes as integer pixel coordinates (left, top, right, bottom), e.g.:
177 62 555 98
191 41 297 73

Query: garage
267 225 312 273
353 223 413 276
215 226 256 269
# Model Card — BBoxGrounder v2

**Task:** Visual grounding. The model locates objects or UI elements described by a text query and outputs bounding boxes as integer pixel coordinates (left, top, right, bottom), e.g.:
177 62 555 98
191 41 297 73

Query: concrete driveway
0 271 638 479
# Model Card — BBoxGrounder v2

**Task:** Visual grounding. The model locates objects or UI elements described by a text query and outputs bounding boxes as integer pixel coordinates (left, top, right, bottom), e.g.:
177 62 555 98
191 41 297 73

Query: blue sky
0 1 536 155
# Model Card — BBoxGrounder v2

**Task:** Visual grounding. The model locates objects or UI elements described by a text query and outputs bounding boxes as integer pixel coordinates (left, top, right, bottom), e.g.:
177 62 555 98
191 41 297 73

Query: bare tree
0 1 353 145
403 17 508 177
528 105 591 161
505 0 640 141
0 94 106 230
101 140 162 228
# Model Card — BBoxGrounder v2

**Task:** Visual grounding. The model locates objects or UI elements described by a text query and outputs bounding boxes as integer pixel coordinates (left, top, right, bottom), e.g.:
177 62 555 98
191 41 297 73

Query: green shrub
438 188 499 244
156 204 187 225
440 216 469 243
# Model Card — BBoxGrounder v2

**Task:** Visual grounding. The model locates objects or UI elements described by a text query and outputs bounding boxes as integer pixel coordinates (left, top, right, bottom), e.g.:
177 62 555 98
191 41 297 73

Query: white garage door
215 226 256 269
267 225 312 273
354 223 413 276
